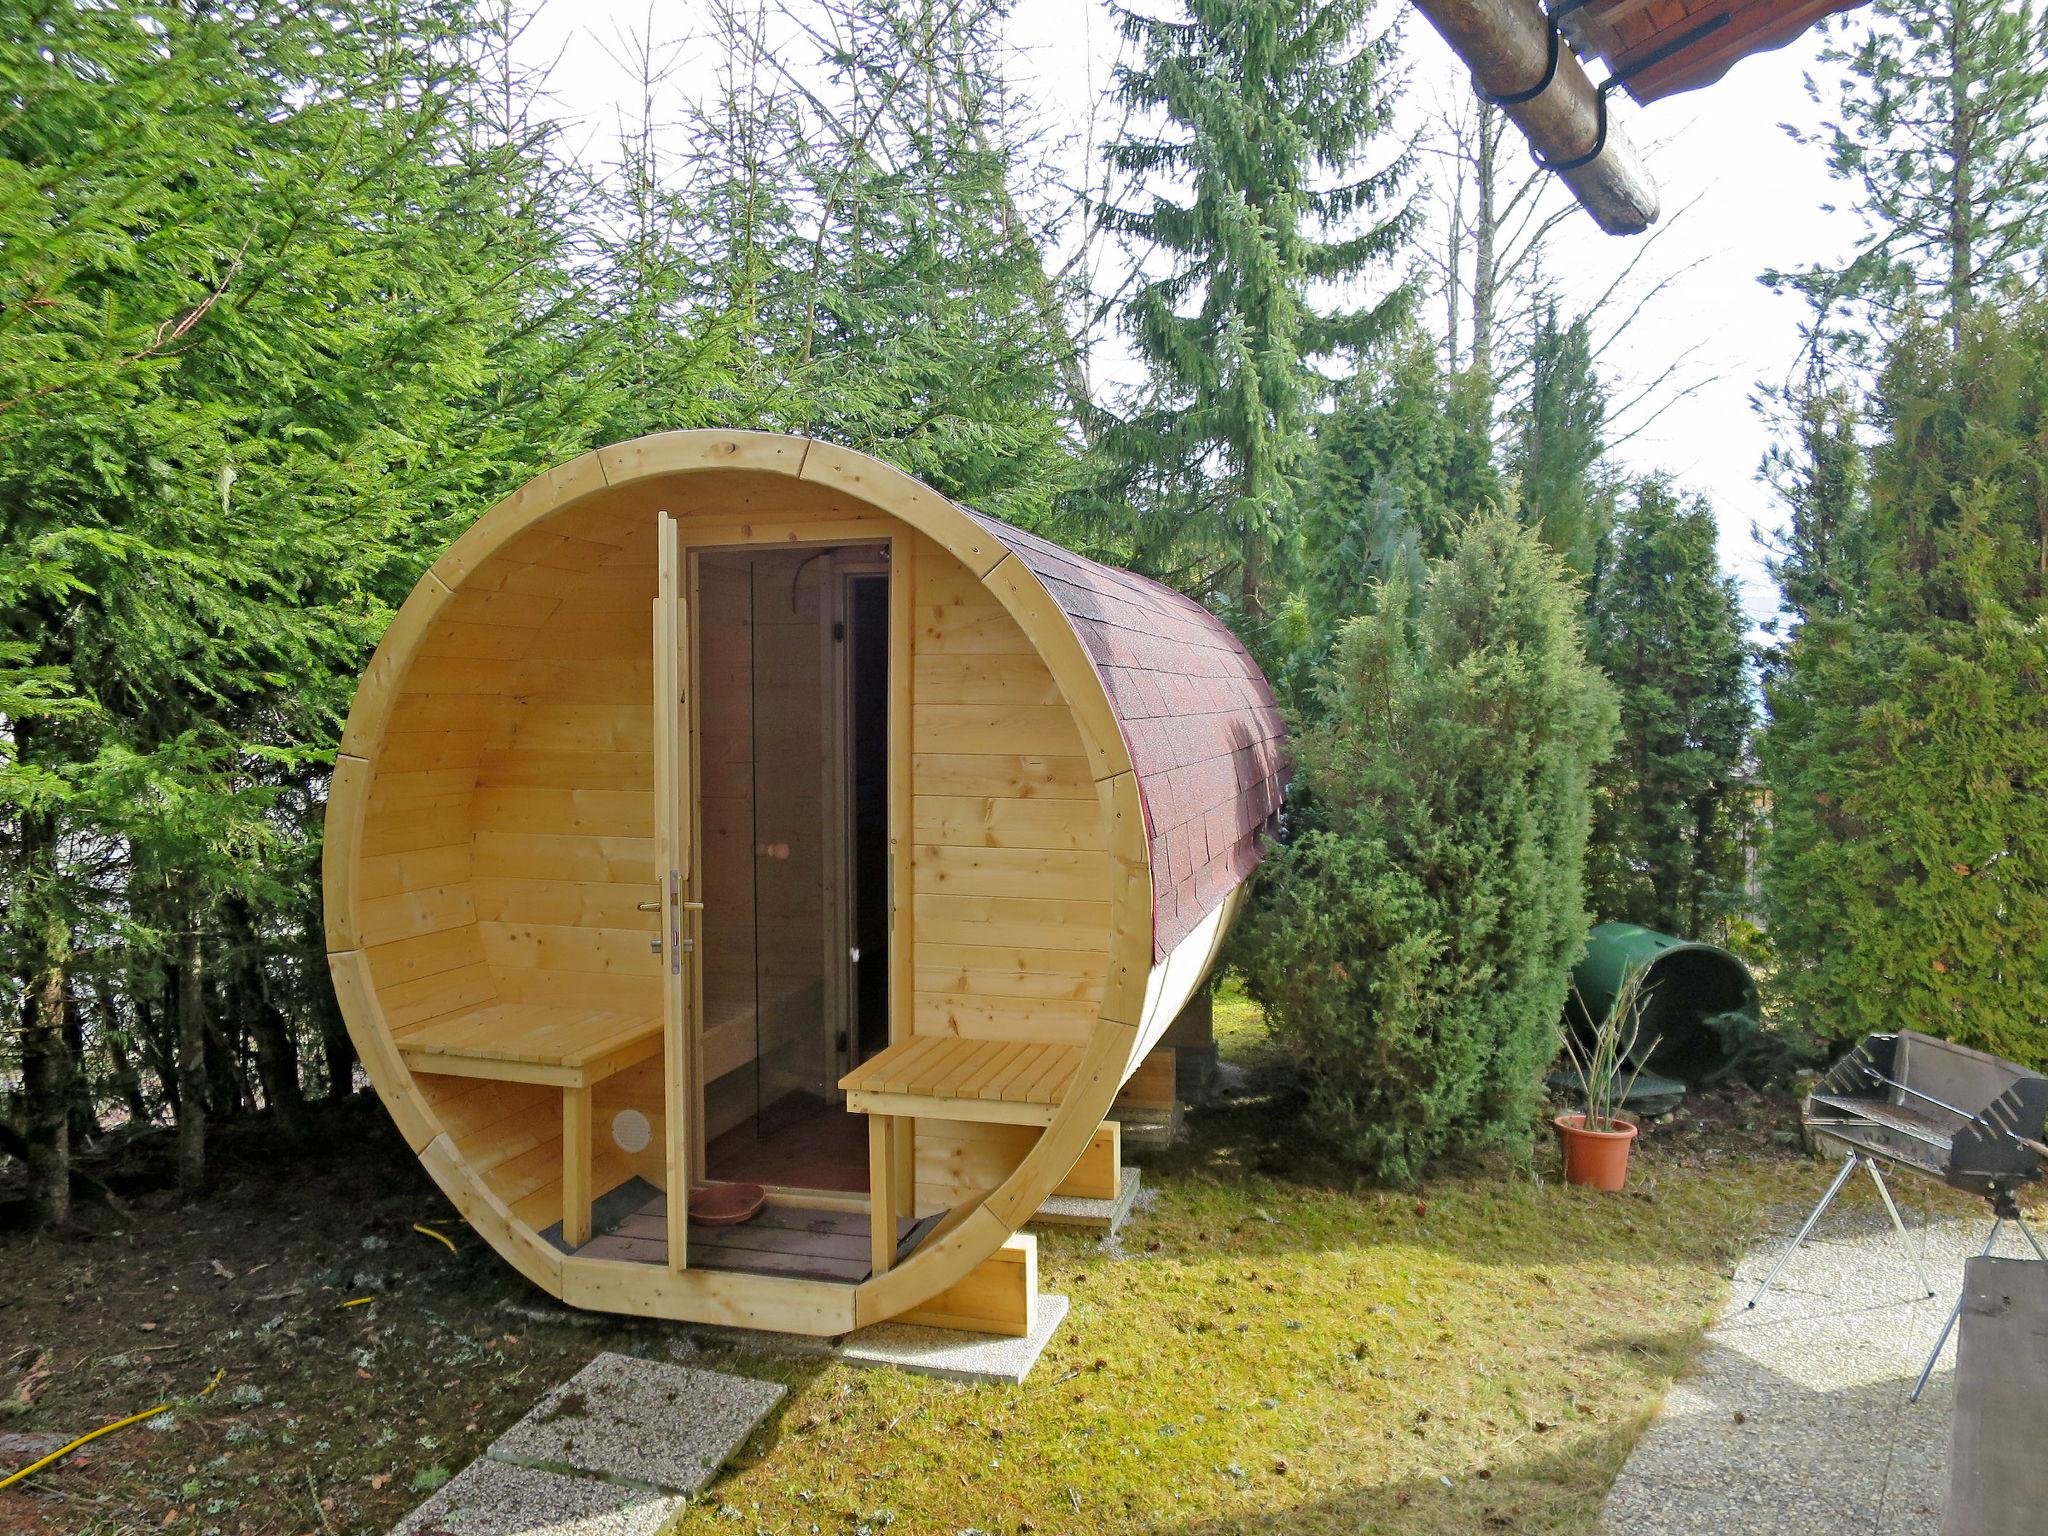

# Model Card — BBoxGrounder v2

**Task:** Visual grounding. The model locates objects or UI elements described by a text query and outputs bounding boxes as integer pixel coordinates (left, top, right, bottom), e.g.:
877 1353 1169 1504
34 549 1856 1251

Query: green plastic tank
1568 922 1762 1086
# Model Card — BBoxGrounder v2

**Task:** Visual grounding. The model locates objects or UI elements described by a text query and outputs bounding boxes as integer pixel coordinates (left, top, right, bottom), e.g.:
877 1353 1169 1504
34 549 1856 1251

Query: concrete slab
1601 1193 2034 1536
1032 1167 1142 1234
390 1458 682 1536
838 1292 1071 1384
485 1352 784 1496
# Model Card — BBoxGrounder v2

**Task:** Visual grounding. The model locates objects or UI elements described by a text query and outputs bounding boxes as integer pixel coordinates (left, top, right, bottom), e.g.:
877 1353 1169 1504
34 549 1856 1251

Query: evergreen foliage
1281 319 1498 709
1511 297 1608 578
1239 517 1617 1180
1099 0 1411 619
1585 478 1753 935
0 0 602 1203
1761 302 2048 1065
1771 0 2048 352
1764 375 1870 627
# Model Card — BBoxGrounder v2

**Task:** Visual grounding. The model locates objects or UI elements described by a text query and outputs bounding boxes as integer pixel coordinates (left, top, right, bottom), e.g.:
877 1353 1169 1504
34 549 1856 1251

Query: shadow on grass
1122 1079 1824 1282
1143 1418 1645 1536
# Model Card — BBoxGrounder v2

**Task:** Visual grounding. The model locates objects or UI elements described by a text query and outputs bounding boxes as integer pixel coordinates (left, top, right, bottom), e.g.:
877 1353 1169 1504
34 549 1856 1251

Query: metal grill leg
2015 1212 2048 1264
1911 1218 2006 1404
1748 1152 1859 1310
1862 1157 1936 1299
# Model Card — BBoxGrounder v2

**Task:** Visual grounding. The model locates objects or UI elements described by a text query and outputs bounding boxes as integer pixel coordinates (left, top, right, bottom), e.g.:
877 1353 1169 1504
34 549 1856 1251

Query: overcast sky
515 0 1865 626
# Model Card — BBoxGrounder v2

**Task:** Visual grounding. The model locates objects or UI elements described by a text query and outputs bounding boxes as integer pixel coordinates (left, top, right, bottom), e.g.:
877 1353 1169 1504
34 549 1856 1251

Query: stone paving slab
1602 1189 2038 1536
838 1292 1071 1384
485 1352 784 1497
390 1458 683 1536
1033 1168 1141 1234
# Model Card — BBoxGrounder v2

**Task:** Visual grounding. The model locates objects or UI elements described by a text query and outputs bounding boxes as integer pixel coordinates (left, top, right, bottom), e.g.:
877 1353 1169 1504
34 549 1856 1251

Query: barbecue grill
1747 1031 2048 1401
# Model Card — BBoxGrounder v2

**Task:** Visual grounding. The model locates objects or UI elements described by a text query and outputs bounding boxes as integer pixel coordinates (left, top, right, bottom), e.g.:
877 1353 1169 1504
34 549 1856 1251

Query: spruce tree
1099 0 1411 620
1760 302 2048 1064
1586 478 1753 936
0 0 597 1206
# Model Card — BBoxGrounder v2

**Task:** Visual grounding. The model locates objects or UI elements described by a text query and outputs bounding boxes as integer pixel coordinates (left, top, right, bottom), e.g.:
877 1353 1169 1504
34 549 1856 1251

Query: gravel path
1602 1174 2031 1535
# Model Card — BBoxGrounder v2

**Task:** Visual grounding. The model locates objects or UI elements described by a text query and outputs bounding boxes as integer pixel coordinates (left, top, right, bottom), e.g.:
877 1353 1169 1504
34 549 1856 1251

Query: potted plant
1555 961 1656 1190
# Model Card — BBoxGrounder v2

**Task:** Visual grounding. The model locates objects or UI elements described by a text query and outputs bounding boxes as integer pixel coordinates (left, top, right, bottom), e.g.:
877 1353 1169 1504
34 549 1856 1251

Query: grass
0 982 1864 1535
662 981 1827 1536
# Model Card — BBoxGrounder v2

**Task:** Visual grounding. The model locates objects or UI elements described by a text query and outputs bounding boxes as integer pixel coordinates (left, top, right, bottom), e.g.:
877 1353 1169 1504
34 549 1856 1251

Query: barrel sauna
323 432 1288 1335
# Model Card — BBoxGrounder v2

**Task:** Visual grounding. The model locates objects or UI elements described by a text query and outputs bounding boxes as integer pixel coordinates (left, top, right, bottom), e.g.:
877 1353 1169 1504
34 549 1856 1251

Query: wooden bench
839 1035 1088 1277
396 1003 662 1247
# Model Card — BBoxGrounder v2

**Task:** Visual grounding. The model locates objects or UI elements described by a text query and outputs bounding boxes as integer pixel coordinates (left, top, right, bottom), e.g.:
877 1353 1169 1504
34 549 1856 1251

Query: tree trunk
135 988 180 1114
99 979 150 1126
175 917 209 1197
19 932 73 1229
1945 0 1975 349
224 897 305 1143
11 803 72 1230
63 994 97 1148
1472 102 1499 380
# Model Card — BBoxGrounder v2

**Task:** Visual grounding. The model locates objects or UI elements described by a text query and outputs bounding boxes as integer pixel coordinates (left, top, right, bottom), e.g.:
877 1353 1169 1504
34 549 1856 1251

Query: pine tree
1239 516 1617 1179
1771 0 2048 354
1099 0 1411 620
1586 478 1753 936
1760 302 2048 1064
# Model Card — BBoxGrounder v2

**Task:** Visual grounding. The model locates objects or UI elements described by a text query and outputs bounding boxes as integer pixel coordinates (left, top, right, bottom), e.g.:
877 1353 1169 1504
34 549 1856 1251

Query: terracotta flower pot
1555 1113 1639 1191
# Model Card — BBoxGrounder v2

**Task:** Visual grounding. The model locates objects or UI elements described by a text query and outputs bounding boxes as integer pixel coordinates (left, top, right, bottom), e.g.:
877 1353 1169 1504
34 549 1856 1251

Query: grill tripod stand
1747 1150 2047 1402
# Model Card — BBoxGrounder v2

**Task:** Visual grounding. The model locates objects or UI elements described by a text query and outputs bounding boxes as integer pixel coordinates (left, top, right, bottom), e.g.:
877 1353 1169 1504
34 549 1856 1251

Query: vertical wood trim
561 1085 593 1248
868 1113 896 1276
823 563 848 1087
888 535 914 1049
654 512 689 1271
686 550 706 1188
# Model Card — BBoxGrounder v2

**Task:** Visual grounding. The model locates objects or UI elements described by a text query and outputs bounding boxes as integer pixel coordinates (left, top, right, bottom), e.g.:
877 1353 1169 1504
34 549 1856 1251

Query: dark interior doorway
698 545 890 1194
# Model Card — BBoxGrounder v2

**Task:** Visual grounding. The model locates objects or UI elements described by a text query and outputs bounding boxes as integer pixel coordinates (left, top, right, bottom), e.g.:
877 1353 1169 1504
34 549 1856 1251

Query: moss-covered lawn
671 987 1825 1535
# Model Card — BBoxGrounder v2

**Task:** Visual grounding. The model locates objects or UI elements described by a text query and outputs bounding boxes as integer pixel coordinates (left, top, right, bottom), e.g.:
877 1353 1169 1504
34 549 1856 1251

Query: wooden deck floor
573 1190 942 1283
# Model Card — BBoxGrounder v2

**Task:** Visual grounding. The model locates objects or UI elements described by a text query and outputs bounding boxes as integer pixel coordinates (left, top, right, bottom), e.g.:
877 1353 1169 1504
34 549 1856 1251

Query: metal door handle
638 901 660 912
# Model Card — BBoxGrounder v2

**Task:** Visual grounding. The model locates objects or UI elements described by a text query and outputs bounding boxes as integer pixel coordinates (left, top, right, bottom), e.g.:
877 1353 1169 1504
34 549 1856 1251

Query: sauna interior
326 432 1287 1334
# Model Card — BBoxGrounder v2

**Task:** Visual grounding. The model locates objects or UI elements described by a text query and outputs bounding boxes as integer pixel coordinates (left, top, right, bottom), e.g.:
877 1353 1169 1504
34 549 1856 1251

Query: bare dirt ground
0 1099 672 1536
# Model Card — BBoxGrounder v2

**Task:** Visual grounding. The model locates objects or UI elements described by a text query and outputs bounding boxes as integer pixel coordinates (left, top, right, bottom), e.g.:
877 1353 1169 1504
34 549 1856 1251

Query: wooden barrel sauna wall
323 432 1288 1334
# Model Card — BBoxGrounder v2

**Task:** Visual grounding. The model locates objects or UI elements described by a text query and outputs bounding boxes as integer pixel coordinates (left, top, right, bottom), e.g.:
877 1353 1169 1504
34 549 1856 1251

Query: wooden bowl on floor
689 1182 766 1226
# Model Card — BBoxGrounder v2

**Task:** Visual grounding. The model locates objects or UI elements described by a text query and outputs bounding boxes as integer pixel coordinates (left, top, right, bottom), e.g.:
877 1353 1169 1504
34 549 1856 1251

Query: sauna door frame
668 531 910 1207
826 554 892 1097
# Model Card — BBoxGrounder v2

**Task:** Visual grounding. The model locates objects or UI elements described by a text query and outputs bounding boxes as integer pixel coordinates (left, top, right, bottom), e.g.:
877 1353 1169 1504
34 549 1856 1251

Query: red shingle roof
965 513 1291 961
1563 0 1865 103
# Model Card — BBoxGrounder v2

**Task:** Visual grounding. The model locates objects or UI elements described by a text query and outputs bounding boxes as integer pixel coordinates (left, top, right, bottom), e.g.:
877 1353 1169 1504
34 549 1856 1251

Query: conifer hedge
1240 516 1617 1180
1761 305 2048 1067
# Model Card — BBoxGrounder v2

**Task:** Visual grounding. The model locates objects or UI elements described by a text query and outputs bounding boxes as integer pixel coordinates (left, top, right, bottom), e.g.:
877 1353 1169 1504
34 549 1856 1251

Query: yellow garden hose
0 1367 224 1492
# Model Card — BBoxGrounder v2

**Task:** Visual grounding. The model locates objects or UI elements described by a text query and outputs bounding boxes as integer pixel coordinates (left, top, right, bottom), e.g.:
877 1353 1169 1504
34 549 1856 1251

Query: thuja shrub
1239 516 1617 1181
1761 305 2048 1066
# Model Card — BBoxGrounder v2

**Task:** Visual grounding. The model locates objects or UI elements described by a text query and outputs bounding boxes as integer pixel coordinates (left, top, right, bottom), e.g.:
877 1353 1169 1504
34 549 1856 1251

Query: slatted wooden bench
840 1036 1083 1125
395 1003 663 1247
840 1035 1088 1278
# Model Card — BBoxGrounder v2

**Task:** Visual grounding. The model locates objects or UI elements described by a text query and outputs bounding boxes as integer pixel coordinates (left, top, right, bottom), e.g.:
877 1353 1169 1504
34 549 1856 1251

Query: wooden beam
895 1233 1037 1337
1410 0 1660 235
